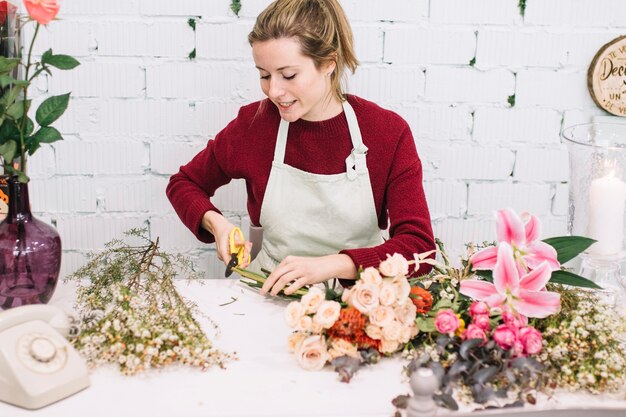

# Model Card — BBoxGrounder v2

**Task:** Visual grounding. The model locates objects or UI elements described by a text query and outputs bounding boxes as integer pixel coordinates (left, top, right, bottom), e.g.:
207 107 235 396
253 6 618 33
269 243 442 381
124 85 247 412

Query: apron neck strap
273 100 368 163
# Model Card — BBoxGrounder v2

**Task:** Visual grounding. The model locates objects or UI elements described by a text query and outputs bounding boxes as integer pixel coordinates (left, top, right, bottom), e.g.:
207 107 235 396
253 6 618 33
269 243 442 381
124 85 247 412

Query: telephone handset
0 304 90 410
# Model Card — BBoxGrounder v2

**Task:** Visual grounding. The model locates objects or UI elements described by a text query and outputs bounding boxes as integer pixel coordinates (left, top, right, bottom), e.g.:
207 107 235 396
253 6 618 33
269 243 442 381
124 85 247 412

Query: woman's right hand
202 211 252 268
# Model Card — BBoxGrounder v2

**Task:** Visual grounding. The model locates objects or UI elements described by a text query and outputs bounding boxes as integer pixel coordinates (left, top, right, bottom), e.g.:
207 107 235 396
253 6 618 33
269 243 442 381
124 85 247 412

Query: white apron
248 101 384 274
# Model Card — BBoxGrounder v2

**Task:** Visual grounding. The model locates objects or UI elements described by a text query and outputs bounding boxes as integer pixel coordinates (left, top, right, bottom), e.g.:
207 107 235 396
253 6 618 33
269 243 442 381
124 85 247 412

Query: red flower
409 286 433 314
0 1 17 25
327 307 380 351
23 0 59 25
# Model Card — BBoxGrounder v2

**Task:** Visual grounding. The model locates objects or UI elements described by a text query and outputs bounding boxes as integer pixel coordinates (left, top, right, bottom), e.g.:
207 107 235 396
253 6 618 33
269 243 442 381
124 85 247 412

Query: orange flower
409 286 433 314
23 0 59 25
327 307 380 351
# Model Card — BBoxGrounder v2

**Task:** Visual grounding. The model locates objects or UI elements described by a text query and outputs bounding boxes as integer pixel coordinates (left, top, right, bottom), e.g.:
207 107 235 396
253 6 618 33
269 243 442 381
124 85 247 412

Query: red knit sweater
166 95 435 275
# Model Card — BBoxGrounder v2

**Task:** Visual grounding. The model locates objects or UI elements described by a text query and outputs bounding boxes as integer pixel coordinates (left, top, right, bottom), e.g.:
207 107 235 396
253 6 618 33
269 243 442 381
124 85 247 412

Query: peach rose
296 315 312 332
341 287 352 304
380 338 400 354
295 335 329 371
382 320 403 342
365 323 382 340
394 302 417 327
24 0 59 25
328 338 360 360
287 332 307 353
313 300 341 329
369 305 395 328
301 287 325 314
391 276 411 304
350 282 380 314
399 325 414 344
360 267 383 285
284 301 304 328
378 282 397 306
379 253 410 277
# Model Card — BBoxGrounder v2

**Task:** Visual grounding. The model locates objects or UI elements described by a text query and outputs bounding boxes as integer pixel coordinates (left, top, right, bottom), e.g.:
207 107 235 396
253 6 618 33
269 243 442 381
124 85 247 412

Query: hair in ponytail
248 0 358 102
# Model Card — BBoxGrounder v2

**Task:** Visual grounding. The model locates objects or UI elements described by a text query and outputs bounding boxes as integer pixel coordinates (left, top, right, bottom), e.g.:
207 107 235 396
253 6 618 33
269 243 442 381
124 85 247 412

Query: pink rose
434 309 460 335
463 324 486 342
472 314 491 331
469 301 489 317
492 324 516 350
519 326 543 355
502 311 528 329
24 0 60 25
512 340 524 357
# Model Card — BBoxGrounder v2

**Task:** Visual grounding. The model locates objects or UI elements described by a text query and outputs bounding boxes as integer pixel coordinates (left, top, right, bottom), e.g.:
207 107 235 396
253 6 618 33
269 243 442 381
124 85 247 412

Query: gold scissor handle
228 227 250 266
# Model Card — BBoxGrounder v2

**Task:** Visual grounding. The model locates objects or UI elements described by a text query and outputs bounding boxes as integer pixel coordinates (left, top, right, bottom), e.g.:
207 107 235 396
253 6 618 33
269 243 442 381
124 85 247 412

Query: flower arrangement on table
235 208 626 410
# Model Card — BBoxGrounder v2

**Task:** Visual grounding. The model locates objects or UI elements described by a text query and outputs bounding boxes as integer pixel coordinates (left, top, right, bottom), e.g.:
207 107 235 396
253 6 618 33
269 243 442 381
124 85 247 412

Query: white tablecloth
2 279 626 417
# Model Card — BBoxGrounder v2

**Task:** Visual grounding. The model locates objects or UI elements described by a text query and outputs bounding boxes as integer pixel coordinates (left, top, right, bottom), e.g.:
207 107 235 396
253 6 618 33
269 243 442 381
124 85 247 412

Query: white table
2 279 626 417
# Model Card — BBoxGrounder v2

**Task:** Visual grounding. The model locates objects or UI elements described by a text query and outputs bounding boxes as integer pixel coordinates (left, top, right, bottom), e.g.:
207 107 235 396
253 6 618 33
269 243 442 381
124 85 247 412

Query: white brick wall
11 0 626 276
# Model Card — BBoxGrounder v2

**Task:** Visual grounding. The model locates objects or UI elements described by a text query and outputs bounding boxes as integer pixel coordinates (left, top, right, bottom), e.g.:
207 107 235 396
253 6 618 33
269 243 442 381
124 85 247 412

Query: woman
166 0 435 296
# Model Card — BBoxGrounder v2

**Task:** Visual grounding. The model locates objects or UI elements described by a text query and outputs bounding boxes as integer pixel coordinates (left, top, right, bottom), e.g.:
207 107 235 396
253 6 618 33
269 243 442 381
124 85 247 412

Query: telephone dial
0 304 90 409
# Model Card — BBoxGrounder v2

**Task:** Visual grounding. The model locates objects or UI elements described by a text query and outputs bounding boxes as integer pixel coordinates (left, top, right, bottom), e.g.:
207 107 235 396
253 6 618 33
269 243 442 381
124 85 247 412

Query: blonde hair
248 0 358 102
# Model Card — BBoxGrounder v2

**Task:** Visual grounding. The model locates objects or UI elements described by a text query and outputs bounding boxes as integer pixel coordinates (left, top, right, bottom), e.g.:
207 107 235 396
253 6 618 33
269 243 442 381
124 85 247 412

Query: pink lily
470 209 560 273
461 243 561 319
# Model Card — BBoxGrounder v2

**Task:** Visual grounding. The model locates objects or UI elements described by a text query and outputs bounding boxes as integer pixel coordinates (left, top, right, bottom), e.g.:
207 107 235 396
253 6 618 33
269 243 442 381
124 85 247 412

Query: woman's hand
260 254 357 296
202 211 252 268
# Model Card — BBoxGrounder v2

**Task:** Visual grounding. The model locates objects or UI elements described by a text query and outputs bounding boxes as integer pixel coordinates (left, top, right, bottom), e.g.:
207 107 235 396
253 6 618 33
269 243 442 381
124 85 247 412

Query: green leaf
43 53 80 70
0 119 20 143
549 269 601 289
36 93 70 126
416 316 436 332
32 126 62 144
0 75 28 89
0 140 17 163
26 136 40 155
432 298 453 310
5 99 29 120
475 270 493 281
543 236 596 264
0 86 22 108
0 57 19 74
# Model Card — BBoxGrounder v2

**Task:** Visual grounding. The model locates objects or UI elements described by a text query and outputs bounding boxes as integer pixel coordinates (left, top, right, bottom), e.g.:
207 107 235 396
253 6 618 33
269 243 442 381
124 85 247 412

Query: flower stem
18 22 40 175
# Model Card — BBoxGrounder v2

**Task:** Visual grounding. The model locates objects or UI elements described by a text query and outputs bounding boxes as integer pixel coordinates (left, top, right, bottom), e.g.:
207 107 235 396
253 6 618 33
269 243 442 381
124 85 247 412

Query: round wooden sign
588 35 626 117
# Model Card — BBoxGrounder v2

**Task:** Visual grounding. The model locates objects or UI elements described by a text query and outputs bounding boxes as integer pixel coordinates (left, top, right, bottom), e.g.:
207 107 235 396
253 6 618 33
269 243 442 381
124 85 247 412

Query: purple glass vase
0 177 62 309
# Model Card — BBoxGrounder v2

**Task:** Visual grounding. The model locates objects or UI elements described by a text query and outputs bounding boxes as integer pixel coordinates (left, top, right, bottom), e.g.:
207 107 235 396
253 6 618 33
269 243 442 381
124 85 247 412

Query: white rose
394 302 417 327
313 301 341 329
301 287 325 314
311 320 324 334
398 325 413 344
379 253 410 277
341 288 352 304
369 305 395 328
380 338 401 354
287 332 307 353
360 267 383 286
284 301 304 328
378 282 397 306
350 282 380 314
365 323 383 340
391 276 411 304
296 315 313 332
295 335 329 371
328 338 360 360
382 320 403 342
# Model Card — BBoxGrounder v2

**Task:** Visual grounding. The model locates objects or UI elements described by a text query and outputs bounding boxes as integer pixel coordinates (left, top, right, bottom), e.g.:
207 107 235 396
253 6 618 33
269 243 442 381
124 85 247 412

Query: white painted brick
62 0 140 15
562 108 606 129
58 252 89 280
563 31 626 69
341 0 428 22
353 25 383 63
48 98 97 136
553 183 569 216
347 65 425 103
384 28 475 65
467 182 552 216
95 176 171 214
48 62 145 98
94 21 194 58
212 179 248 213
29 177 97 213
525 0 626 27
473 108 562 145
197 21 254 60
146 63 262 101
420 144 515 180
425 68 514 104
389 104 472 141
56 216 149 250
197 250 228 279
151 142 206 175
23 21 92 57
55 140 148 175
151 214 212 252
430 0 520 25
237 0 273 19
139 0 209 16
423 181 467 220
513 148 569 182
515 71 595 109
432 217 495 266
541 217 569 238
27 146 56 180
196 101 245 137
476 29 566 68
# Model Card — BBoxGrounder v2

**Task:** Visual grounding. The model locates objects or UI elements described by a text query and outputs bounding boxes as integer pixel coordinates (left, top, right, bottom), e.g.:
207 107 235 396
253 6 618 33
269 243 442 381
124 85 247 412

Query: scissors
225 227 250 277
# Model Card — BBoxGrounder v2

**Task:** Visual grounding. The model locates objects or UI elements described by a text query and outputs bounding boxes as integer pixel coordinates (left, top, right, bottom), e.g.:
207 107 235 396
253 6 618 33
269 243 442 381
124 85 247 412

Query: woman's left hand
260 254 357 296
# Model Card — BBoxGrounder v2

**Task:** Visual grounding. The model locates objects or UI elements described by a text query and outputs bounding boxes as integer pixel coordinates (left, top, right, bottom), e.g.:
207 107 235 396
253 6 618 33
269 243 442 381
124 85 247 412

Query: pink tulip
460 243 561 318
23 0 59 25
470 209 560 272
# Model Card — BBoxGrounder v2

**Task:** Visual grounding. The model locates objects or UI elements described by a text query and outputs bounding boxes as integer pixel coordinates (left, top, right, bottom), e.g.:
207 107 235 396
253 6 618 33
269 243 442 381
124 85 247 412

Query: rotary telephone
0 304 90 409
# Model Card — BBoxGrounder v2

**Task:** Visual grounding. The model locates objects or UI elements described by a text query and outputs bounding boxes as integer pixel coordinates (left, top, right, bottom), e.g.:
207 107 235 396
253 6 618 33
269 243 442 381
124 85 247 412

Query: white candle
587 171 626 256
